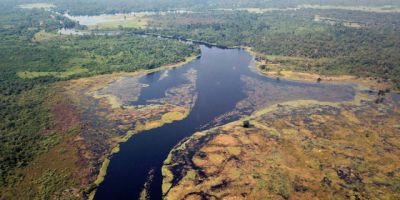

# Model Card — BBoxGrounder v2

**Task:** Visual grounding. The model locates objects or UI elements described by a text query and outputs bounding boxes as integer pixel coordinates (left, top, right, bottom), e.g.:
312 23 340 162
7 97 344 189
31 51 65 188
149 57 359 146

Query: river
93 45 355 199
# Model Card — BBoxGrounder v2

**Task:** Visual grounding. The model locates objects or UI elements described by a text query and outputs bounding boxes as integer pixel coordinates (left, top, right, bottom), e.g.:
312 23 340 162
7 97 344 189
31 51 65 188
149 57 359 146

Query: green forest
0 6 197 187
146 10 400 88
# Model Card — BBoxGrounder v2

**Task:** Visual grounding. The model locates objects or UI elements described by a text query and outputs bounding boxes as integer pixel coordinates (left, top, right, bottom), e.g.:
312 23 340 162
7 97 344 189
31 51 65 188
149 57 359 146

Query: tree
243 120 250 128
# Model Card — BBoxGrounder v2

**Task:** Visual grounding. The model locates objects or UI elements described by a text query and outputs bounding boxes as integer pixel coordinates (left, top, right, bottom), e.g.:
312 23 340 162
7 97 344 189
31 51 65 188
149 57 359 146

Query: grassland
18 3 56 10
32 31 66 42
66 13 150 30
163 87 400 200
17 66 90 79
94 14 148 29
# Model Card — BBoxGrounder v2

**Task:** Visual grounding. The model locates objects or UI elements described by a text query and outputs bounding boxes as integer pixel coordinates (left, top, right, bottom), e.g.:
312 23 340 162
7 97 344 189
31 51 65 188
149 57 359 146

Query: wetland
1 2 400 199
85 45 357 199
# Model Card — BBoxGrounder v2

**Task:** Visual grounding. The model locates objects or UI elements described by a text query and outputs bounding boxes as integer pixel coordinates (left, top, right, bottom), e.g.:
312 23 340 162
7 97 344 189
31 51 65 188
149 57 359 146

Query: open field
32 31 66 43
64 13 152 30
17 66 89 79
94 14 148 29
18 3 55 10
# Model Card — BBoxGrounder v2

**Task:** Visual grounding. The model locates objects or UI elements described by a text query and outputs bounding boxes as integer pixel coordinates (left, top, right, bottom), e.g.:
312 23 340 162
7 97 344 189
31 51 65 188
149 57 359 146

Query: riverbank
0 51 200 200
162 78 400 199
63 52 200 199
161 46 400 199
244 47 394 92
56 25 394 93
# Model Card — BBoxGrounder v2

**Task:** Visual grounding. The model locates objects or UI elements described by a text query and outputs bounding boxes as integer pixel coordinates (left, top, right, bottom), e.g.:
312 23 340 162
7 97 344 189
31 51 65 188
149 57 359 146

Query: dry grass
32 31 65 43
17 66 89 79
93 14 148 29
163 89 400 200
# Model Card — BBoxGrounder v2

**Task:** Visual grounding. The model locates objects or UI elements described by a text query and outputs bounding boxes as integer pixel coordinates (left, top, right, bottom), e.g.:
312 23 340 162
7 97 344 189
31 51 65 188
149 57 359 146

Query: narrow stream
94 45 355 199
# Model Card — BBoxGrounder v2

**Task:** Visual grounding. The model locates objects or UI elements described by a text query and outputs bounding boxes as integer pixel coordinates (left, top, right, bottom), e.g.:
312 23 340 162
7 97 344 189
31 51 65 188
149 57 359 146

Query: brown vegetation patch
210 134 240 146
163 90 400 200
52 103 81 134
0 86 86 200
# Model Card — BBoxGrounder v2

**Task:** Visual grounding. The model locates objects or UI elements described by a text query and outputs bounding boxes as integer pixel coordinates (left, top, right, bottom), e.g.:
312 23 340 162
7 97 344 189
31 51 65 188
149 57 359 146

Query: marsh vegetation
163 90 400 199
0 0 399 199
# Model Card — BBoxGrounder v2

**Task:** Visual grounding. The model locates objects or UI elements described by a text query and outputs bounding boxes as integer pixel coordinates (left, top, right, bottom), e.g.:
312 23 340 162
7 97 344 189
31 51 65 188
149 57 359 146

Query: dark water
94 46 355 200
131 66 191 106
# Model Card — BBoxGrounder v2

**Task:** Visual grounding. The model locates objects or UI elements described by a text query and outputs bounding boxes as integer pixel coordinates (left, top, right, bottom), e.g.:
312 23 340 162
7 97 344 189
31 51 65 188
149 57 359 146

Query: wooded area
147 10 400 88
3 0 400 15
0 7 196 187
